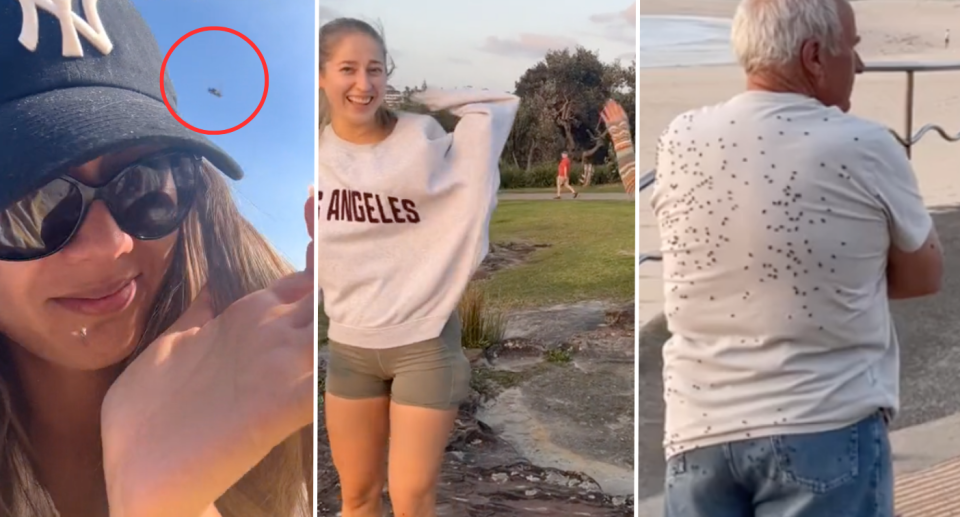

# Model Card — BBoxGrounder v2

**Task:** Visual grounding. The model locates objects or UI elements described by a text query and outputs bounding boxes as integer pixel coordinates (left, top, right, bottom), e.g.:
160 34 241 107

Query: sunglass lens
105 153 197 239
0 180 83 260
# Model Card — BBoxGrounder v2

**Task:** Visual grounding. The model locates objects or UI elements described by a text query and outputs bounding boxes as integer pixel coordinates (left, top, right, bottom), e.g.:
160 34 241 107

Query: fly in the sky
207 87 222 98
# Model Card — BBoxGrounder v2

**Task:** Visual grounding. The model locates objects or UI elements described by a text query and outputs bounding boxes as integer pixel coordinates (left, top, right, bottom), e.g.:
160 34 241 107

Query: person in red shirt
555 151 578 199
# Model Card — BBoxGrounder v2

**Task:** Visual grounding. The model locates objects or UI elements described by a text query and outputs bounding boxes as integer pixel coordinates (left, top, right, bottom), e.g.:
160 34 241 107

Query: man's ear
799 39 823 79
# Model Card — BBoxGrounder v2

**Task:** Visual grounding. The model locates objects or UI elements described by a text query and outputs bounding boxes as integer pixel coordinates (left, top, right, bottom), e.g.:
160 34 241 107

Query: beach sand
637 0 960 323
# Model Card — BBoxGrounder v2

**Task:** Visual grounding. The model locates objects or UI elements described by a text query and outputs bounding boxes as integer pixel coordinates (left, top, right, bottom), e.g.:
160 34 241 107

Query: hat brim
0 85 244 209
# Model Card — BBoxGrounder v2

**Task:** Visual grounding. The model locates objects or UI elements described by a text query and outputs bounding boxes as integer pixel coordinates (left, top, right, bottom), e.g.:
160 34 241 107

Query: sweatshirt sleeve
410 88 520 191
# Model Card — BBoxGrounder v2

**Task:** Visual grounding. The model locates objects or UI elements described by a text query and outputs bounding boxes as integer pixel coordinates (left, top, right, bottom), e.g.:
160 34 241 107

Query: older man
652 0 943 516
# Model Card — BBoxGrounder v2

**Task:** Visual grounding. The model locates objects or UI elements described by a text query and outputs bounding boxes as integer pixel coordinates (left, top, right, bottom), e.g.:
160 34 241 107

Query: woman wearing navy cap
0 0 312 515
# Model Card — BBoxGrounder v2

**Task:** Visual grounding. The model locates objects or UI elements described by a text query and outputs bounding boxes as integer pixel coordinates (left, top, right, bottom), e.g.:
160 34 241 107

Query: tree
605 59 636 142
504 47 636 171
507 87 563 169
387 48 637 177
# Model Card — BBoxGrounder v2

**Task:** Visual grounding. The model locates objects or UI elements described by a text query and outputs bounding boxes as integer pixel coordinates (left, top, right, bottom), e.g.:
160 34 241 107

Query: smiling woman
0 0 313 516
317 18 397 140
317 16 520 517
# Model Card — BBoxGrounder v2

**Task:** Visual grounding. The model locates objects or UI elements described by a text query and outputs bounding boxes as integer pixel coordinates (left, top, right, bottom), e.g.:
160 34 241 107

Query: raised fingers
270 270 314 305
602 101 625 124
287 286 314 329
305 188 315 272
304 187 315 239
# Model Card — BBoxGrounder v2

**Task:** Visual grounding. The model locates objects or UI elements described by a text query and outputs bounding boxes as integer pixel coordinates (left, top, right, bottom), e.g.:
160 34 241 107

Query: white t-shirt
316 88 520 349
652 91 933 459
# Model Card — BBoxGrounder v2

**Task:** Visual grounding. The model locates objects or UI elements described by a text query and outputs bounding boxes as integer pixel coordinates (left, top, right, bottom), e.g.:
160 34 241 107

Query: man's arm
887 228 943 299
866 130 943 299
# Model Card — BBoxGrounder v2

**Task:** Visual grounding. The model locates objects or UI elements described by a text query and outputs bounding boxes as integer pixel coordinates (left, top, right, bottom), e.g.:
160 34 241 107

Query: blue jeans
664 413 893 517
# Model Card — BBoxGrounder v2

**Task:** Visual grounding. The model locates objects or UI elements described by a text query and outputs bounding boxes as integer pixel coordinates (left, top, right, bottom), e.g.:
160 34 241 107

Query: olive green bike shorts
324 314 471 410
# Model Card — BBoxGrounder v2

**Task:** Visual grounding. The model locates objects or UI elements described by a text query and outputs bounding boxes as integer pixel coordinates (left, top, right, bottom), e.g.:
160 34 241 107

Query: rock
464 347 487 365
317 368 635 516
317 298 636 516
472 241 550 281
504 302 611 347
604 303 635 328
486 337 546 364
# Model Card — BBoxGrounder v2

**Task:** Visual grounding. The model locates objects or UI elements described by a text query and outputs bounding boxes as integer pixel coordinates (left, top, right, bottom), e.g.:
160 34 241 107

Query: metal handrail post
905 70 914 159
862 61 960 157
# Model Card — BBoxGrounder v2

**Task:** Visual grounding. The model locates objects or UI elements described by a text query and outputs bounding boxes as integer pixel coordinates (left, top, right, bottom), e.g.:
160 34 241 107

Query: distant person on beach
652 0 942 516
555 152 578 199
317 17 519 517
946 28 951 48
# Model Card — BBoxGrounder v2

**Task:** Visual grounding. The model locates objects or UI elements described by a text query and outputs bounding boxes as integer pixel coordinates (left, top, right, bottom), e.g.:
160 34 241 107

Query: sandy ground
637 0 960 320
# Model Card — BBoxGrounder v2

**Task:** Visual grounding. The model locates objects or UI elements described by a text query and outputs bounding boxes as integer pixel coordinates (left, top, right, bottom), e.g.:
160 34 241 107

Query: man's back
652 91 932 457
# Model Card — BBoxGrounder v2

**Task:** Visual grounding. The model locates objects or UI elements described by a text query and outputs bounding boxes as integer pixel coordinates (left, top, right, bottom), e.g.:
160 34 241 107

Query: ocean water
639 15 735 68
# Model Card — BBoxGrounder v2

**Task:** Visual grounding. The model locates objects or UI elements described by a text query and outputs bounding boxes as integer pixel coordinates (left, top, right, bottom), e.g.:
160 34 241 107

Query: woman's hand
598 99 636 196
306 186 315 270
600 98 628 127
100 195 316 517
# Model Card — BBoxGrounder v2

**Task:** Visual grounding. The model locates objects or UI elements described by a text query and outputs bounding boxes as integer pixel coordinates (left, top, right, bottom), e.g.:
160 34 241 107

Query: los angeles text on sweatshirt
316 88 520 349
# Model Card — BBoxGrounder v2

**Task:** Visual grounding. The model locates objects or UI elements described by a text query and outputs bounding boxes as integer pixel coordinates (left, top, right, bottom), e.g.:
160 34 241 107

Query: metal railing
637 60 960 266
863 61 960 158
637 169 661 265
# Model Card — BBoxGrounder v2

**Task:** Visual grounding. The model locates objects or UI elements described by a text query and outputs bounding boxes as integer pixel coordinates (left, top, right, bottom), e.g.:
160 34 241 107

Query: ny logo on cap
17 0 114 57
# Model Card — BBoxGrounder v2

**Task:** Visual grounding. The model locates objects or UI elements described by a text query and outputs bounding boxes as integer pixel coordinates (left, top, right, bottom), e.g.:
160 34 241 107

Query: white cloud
480 33 579 59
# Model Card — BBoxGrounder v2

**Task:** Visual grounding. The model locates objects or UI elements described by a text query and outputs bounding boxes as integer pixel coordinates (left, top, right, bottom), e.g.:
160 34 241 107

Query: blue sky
320 0 636 91
133 0 314 269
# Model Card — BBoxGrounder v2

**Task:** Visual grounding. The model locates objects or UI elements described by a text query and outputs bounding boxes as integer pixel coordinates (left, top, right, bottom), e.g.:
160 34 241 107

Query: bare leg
325 394 391 517
387 402 458 517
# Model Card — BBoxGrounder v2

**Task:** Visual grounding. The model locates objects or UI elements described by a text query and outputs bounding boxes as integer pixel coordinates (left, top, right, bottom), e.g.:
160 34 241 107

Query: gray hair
731 0 846 74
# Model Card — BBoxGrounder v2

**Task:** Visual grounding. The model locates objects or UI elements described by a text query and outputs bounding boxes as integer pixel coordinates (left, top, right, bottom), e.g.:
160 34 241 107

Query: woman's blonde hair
318 17 397 132
0 163 312 516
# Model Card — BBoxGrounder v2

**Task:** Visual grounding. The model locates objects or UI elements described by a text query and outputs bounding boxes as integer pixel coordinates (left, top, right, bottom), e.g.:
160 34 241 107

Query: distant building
384 85 403 108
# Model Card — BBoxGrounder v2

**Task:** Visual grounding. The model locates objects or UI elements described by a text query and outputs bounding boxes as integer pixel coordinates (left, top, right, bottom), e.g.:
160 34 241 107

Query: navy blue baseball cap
0 0 244 210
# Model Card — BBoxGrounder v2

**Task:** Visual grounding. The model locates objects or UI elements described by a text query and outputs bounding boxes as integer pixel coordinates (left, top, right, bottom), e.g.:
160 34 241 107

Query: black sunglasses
0 150 202 262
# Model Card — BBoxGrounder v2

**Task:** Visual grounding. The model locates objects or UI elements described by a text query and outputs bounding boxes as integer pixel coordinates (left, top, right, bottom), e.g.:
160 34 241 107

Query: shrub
499 161 620 189
458 282 506 349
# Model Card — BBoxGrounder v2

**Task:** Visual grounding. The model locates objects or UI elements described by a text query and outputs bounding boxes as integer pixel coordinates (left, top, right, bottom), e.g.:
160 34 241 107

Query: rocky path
317 305 636 516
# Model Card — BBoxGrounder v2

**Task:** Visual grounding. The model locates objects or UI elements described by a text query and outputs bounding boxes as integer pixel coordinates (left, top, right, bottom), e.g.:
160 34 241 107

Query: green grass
502 183 624 194
318 199 633 404
481 200 635 309
544 348 573 363
316 200 634 317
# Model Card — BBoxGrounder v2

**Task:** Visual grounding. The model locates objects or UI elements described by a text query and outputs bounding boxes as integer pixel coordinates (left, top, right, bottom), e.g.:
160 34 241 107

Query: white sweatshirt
316 88 520 348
